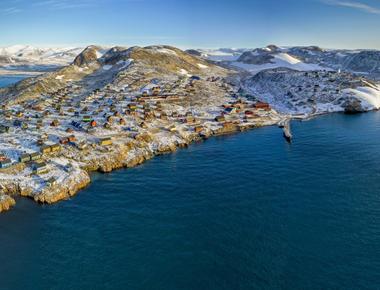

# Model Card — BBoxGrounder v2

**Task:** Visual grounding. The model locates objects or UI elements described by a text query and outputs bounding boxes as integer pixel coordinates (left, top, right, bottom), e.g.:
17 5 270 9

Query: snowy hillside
0 45 227 104
231 52 326 74
243 68 380 114
191 45 380 79
186 48 248 62
4 44 380 79
2 44 380 117
0 45 84 67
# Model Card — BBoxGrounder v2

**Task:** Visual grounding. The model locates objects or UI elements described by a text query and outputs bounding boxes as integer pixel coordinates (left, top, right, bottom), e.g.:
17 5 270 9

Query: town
243 68 379 114
0 47 282 212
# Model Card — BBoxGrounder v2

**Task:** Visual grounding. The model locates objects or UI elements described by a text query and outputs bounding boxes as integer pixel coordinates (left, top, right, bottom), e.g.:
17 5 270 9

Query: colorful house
99 137 112 146
40 145 52 154
32 162 48 175
19 154 31 163
215 115 226 122
0 158 12 169
51 144 61 152
30 152 42 161
82 116 92 122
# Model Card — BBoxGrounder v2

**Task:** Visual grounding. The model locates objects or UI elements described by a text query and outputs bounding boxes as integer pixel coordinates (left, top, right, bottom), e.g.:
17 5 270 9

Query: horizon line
0 43 379 51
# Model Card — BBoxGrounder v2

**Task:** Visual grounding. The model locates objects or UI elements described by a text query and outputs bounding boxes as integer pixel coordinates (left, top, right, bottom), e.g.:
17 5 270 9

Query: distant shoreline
0 69 42 76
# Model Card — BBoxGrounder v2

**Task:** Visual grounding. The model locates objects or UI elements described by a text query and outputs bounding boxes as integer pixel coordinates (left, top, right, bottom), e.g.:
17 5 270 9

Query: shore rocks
0 195 16 212
0 124 268 213
34 170 91 204
344 98 365 114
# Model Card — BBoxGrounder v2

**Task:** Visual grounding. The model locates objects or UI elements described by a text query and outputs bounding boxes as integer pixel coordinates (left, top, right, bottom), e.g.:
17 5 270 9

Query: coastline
1 44 377 214
0 117 279 213
0 48 284 214
1 103 368 214
0 69 43 76
2 86 380 290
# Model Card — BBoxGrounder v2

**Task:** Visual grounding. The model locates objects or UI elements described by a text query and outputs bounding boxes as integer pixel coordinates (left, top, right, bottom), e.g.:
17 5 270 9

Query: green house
19 154 31 163
30 152 42 161
82 116 92 122
32 162 48 175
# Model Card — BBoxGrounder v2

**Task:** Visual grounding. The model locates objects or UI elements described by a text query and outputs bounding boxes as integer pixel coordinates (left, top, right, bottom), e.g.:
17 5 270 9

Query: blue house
0 158 12 169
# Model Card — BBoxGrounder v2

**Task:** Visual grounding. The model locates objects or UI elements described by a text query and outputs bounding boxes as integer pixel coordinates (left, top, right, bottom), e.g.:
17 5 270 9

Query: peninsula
0 44 379 212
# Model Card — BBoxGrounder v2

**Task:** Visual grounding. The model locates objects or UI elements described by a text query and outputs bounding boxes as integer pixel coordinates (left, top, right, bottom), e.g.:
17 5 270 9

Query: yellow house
99 137 113 146
40 145 52 154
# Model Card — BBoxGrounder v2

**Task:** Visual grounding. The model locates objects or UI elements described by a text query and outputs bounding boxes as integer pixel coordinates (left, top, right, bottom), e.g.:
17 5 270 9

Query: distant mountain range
1 44 379 114
186 45 380 113
2 45 379 79
187 45 380 80
0 45 84 68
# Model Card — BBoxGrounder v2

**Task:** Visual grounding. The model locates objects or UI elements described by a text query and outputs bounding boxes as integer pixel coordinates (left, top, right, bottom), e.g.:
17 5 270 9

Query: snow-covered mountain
4 45 380 79
186 48 248 62
286 47 380 78
242 68 380 114
1 45 227 104
2 44 379 116
0 45 84 67
233 48 326 74
193 45 380 80
185 45 380 114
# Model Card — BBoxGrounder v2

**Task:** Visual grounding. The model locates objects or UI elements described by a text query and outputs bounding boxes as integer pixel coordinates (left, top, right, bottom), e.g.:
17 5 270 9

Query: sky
0 0 380 49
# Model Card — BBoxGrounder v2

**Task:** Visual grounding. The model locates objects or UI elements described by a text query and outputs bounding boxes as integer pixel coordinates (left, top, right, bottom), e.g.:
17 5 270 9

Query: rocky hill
0 45 229 104
192 45 380 80
0 44 266 213
242 68 380 114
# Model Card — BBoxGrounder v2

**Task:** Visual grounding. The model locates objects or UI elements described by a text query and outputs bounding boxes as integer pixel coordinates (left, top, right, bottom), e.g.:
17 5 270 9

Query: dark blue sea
1 77 380 289
0 74 30 88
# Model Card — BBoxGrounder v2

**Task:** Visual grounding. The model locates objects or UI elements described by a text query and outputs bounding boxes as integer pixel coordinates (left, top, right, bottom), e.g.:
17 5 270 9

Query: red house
254 102 271 110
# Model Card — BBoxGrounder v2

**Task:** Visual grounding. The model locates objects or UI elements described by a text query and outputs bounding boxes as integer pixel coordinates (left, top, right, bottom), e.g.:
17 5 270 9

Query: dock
282 119 292 143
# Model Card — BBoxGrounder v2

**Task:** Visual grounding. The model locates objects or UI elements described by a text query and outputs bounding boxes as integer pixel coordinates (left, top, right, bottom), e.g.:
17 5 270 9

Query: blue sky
1 0 380 49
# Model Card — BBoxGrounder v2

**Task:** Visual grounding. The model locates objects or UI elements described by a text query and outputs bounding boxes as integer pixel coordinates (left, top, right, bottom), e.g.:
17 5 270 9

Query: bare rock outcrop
73 46 101 67
33 169 91 204
344 98 365 114
0 195 16 212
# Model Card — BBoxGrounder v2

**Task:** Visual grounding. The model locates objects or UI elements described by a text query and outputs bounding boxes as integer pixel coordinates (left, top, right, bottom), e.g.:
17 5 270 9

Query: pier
282 119 292 142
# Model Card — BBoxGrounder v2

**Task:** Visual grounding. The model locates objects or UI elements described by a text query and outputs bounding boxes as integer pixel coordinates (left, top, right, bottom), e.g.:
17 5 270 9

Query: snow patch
156 48 177 56
232 53 327 75
179 69 191 76
102 65 113 71
116 59 133 69
200 49 244 62
344 85 380 109
95 51 104 59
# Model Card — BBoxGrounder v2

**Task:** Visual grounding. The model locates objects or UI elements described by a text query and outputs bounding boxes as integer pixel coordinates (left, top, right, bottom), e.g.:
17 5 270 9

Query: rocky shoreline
3 106 376 214
6 43 375 214
0 194 16 212
0 119 277 213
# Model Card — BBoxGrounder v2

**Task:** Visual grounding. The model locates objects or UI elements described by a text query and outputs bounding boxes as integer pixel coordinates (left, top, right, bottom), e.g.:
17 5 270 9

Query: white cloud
32 0 95 10
322 0 380 14
0 7 22 15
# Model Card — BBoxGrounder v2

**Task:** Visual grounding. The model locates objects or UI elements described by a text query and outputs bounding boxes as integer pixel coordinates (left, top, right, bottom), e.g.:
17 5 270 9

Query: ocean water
0 75 30 88
1 75 380 289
